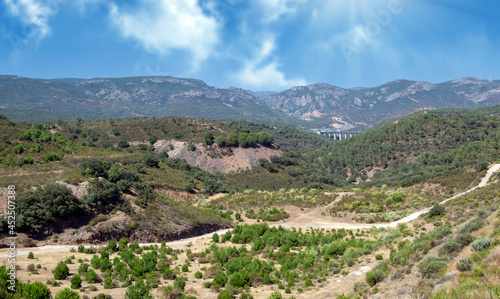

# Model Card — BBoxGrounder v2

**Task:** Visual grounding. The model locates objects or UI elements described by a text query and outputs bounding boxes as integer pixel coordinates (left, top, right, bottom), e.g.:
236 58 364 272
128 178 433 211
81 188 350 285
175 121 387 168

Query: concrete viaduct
312 129 365 140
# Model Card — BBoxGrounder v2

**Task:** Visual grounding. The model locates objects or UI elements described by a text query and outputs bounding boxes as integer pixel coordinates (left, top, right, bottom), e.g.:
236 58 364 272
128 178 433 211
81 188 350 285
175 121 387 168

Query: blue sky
1 0 499 91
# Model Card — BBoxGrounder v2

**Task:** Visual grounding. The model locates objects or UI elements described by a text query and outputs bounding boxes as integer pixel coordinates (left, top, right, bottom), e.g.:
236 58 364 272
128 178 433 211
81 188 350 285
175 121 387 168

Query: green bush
173 276 186 291
28 252 34 259
195 271 203 279
70 274 82 289
365 269 386 287
268 291 284 299
459 217 485 234
438 241 463 256
213 273 228 287
103 277 113 289
218 290 234 299
454 233 475 247
428 203 445 218
54 288 80 299
20 281 52 299
418 256 448 278
54 261 69 280
125 280 153 299
85 269 98 283
471 237 491 251
375 254 383 260
239 292 254 299
456 257 473 272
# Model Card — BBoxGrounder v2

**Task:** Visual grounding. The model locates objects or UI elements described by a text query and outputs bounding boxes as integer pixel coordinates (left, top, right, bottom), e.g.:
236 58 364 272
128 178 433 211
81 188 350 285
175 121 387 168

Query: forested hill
304 106 500 187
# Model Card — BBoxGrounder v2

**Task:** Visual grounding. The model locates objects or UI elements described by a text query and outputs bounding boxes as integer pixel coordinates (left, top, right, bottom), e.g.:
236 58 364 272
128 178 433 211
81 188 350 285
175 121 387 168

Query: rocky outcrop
154 140 282 173
58 212 231 244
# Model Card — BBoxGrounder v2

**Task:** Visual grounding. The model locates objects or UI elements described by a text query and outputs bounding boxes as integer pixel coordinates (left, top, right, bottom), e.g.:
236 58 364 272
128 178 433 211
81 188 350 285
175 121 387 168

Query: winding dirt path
1 164 499 257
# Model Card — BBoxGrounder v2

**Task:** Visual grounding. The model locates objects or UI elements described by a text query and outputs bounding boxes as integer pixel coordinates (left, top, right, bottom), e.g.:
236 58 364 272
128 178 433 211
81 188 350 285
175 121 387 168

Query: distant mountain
252 91 279 100
264 78 500 123
1 75 500 126
0 75 296 124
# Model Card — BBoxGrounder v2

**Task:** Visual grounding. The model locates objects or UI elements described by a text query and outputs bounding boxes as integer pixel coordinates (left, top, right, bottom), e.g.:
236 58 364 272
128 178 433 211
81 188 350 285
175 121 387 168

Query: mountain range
1 75 499 126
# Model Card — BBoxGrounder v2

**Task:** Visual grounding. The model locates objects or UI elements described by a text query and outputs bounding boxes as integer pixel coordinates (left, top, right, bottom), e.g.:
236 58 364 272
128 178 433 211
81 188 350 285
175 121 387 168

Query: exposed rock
154 140 282 173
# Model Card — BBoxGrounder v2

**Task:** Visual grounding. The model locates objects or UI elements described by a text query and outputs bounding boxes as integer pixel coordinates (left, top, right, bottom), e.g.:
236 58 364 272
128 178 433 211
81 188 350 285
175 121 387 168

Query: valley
0 106 500 299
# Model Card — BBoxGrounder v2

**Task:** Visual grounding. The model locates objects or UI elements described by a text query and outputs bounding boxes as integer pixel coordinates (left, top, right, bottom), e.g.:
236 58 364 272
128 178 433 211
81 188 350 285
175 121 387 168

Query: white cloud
109 0 219 64
4 0 56 41
236 38 306 90
257 0 309 22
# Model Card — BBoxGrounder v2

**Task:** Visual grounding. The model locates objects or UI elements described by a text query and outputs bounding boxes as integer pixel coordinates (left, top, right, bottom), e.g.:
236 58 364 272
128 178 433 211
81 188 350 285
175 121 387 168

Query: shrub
78 263 89 275
195 271 203 279
375 254 383 260
173 276 186 291
239 292 253 299
86 269 97 283
438 241 463 256
147 135 158 145
218 290 233 299
471 237 491 251
428 203 445 218
304 278 313 287
143 154 160 168
104 277 113 289
54 288 80 299
28 252 34 259
126 280 153 299
229 272 250 288
455 233 475 247
418 256 448 278
182 264 189 272
212 233 219 243
213 273 228 287
20 281 51 299
78 245 84 253
268 291 284 299
456 257 473 272
70 274 82 289
54 261 69 280
365 269 386 287
459 217 485 234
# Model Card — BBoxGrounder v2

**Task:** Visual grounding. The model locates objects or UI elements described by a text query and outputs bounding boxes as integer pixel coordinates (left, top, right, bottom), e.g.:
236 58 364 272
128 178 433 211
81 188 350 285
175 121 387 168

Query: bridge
312 129 365 140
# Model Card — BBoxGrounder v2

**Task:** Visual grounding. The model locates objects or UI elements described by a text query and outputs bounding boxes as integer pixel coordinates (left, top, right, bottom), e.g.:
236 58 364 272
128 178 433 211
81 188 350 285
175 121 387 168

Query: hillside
265 78 500 124
0 75 300 125
0 108 500 298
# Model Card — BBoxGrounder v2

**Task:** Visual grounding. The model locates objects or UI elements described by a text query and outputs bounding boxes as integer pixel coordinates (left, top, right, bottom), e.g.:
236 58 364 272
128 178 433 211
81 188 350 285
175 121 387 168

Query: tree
16 184 85 230
107 164 123 183
215 135 227 147
428 203 445 218
85 269 97 283
143 154 160 168
204 132 215 145
70 274 82 289
126 280 153 299
173 276 186 291
212 233 220 243
147 135 158 145
117 139 129 148
20 281 51 299
54 288 80 299
54 261 69 280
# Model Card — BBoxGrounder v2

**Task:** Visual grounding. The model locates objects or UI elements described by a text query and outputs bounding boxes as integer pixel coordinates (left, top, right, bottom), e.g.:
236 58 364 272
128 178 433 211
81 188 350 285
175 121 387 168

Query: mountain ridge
1 75 500 126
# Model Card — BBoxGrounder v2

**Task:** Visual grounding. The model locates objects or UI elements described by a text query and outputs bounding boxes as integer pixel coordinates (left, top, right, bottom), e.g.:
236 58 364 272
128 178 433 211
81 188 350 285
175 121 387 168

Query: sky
1 0 500 91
